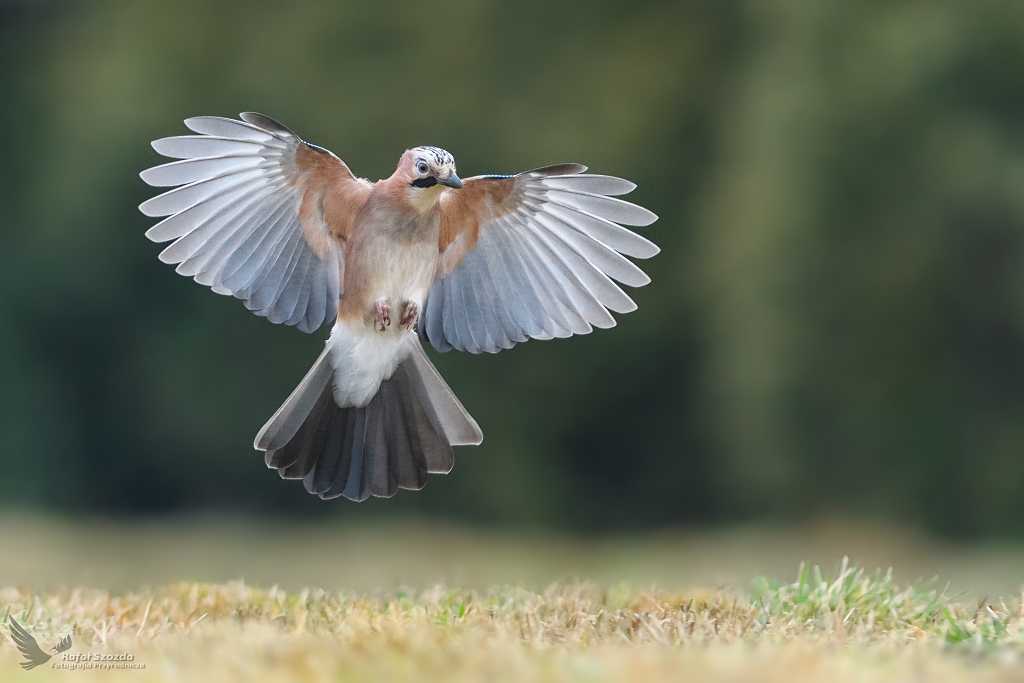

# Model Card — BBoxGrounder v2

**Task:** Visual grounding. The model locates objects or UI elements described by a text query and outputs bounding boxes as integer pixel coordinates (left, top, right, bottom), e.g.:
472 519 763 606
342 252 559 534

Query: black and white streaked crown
412 146 455 167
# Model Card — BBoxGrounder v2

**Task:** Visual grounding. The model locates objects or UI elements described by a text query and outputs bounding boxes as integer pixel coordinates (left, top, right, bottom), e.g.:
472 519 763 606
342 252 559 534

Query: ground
1 518 1023 681
2 562 1024 681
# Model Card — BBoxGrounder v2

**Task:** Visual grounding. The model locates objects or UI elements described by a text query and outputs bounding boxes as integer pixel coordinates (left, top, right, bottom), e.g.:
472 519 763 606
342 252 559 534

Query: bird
7 617 73 670
139 113 659 502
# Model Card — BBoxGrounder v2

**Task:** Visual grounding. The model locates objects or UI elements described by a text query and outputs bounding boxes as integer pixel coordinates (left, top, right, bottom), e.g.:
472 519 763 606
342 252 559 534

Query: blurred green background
2 0 1024 537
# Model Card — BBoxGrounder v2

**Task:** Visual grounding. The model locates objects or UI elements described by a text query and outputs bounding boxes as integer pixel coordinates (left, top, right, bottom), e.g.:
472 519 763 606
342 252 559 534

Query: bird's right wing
8 618 50 669
140 113 372 333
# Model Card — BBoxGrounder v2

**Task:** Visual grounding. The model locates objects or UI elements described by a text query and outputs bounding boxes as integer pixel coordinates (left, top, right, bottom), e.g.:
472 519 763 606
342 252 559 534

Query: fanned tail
255 340 482 501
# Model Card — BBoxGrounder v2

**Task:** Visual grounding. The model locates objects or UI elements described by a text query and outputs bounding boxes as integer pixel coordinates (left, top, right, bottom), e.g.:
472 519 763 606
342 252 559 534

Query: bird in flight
8 617 73 670
140 113 658 502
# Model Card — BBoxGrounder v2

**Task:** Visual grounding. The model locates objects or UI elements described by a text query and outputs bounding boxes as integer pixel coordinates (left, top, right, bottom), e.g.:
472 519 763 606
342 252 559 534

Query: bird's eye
417 161 429 174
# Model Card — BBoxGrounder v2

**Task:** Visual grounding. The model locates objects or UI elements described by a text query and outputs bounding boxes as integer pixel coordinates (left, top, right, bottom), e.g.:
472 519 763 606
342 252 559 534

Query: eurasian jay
140 113 659 502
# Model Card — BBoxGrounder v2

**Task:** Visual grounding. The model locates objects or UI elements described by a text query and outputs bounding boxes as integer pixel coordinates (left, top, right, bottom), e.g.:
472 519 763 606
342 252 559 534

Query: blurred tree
0 0 1022 536
695 0 1024 535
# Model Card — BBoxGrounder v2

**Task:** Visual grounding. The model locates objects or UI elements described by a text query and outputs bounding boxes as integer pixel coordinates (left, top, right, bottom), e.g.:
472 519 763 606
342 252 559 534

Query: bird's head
397 146 462 211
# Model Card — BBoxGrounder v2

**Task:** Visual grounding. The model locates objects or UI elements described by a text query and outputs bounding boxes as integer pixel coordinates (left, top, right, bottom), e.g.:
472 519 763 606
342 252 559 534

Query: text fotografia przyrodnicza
51 652 145 670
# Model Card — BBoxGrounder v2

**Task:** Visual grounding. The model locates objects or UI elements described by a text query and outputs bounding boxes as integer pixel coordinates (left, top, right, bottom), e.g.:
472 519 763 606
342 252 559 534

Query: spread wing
140 113 372 333
8 617 50 669
424 165 659 353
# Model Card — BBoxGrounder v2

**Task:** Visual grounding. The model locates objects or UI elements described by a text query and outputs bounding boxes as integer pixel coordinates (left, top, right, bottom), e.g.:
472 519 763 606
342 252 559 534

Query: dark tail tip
264 362 454 501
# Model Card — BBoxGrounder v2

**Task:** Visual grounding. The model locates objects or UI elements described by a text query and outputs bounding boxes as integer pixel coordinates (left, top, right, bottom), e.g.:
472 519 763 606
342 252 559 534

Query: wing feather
539 174 636 195
193 191 292 285
283 249 317 327
148 178 270 244
462 252 506 352
543 189 657 226
459 265 496 352
139 168 267 217
492 223 558 339
165 185 280 268
516 229 609 332
525 217 637 315
427 166 656 353
244 218 305 311
259 223 313 319
219 197 297 288
492 223 558 337
534 211 650 286
500 224 572 339
297 259 331 333
140 113 371 332
140 155 272 188
509 219 592 335
184 115 288 143
230 209 299 295
475 241 523 348
152 135 284 159
441 276 464 350
444 267 476 352
545 202 660 259
175 185 284 276
197 194 292 290
422 282 450 352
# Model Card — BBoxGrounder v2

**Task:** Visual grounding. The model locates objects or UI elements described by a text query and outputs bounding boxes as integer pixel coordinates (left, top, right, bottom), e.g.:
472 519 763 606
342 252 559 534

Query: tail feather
255 346 333 452
258 338 481 501
304 395 354 495
406 342 483 447
375 371 428 495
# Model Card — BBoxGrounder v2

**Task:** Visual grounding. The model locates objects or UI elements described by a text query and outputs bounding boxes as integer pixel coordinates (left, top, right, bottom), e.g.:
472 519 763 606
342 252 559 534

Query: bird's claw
400 301 419 330
374 300 391 332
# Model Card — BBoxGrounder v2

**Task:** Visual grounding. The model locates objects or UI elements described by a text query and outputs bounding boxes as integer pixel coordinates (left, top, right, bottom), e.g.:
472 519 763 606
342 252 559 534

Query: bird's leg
399 300 419 330
373 298 391 332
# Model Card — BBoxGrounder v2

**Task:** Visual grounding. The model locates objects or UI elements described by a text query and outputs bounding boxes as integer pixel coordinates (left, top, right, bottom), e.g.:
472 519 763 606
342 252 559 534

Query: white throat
407 184 445 213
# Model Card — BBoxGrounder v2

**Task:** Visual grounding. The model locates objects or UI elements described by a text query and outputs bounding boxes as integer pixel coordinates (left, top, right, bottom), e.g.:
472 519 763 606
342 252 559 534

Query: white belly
328 320 417 407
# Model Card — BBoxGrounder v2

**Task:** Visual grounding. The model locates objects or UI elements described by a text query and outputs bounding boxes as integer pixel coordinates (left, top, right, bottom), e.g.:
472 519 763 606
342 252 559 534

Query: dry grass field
2 563 1024 682
1 518 1024 681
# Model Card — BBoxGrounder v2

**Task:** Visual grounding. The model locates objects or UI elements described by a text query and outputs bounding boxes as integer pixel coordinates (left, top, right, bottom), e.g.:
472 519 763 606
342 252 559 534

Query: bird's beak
440 173 463 189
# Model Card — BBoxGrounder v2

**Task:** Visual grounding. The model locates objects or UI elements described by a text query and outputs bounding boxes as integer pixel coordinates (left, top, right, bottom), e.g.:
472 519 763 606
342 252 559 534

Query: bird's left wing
424 165 659 353
140 113 372 333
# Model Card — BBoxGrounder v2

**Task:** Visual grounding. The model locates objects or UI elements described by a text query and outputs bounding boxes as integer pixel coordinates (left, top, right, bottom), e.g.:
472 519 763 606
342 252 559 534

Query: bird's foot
373 299 391 332
400 301 419 330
